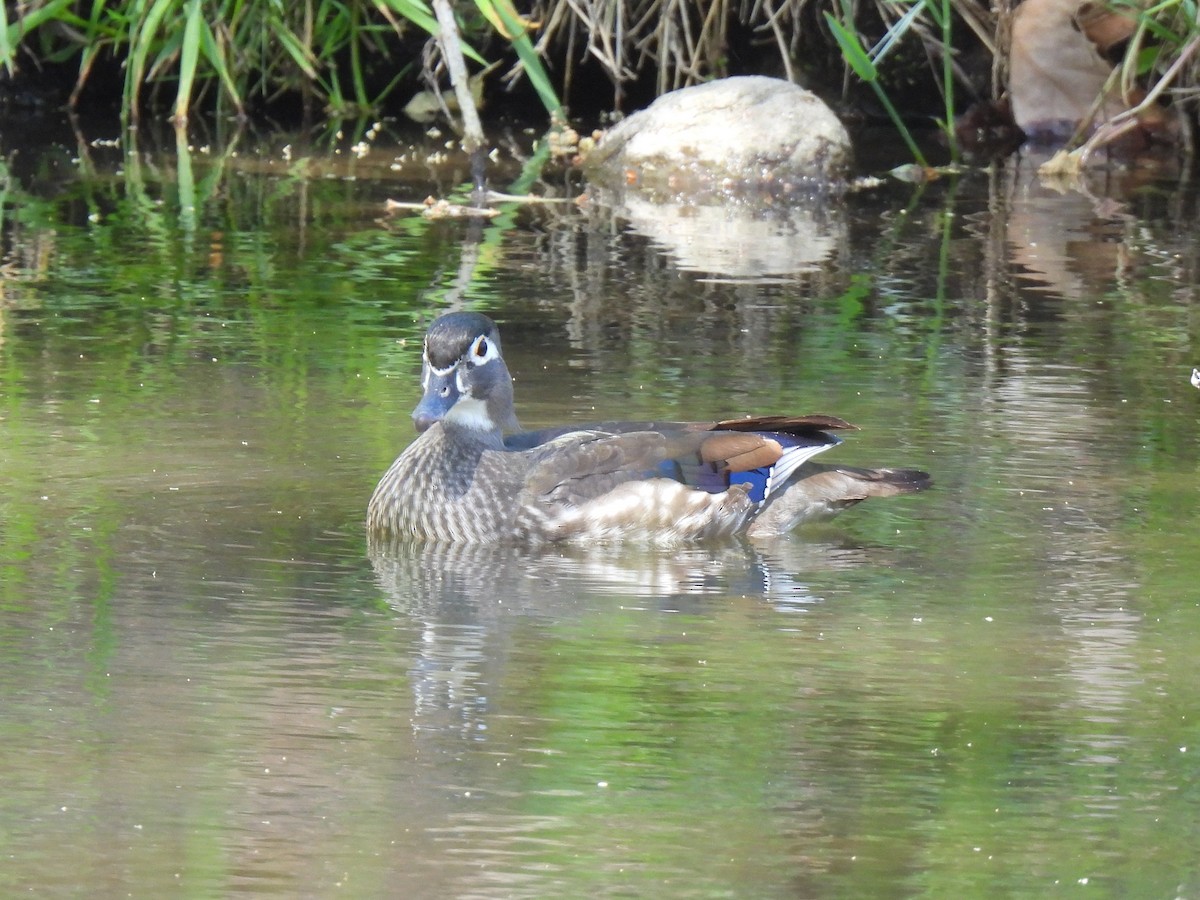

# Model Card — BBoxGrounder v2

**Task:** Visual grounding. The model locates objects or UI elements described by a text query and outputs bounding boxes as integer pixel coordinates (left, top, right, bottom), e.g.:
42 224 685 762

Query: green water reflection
1 121 1199 897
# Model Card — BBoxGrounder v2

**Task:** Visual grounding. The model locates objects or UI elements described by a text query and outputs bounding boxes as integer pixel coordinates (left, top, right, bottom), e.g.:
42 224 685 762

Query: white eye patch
455 366 472 395
426 332 501 400
466 334 500 365
423 331 498 381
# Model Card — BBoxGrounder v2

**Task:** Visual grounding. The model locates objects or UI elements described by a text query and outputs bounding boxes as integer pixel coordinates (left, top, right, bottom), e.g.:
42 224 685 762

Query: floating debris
385 192 576 218
385 197 499 219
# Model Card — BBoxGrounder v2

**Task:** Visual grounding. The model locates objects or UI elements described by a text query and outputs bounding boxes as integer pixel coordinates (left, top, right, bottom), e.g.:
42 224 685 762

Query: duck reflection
368 535 907 736
367 533 901 612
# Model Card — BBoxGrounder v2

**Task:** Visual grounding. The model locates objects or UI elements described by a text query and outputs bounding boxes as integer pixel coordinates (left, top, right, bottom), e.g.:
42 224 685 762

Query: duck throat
444 396 506 448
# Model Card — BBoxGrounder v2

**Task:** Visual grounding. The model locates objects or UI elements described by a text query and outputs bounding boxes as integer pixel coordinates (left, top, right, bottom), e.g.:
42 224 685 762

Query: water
2 117 1200 896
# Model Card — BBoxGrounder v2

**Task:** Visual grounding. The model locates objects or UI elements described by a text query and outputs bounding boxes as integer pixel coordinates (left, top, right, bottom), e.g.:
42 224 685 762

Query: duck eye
475 338 489 358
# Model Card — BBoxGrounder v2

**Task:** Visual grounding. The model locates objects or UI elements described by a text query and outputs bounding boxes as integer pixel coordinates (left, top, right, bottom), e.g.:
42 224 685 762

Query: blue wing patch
674 431 841 505
731 468 770 504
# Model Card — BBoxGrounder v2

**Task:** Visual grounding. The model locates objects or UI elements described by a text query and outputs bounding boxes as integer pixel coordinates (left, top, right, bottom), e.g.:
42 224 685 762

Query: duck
367 312 931 543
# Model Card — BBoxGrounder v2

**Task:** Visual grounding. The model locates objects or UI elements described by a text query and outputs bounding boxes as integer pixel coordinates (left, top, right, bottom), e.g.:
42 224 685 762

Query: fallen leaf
1010 0 1123 137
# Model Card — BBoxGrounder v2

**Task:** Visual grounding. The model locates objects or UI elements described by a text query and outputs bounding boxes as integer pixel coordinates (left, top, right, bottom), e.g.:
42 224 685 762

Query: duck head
411 312 522 437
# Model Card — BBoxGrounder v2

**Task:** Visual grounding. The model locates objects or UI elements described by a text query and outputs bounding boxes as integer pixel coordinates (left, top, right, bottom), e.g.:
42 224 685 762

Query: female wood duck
367 312 930 543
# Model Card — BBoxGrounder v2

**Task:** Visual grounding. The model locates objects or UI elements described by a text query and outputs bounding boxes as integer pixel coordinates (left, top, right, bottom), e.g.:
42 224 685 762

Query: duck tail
746 464 932 537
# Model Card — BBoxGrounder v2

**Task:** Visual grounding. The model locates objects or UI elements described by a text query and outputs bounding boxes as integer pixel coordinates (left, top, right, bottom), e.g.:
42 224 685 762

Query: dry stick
553 4 577 98
431 0 489 193
582 0 623 92
951 0 997 55
762 0 797 83
1078 33 1200 165
991 0 1012 101
698 0 725 70
615 0 625 109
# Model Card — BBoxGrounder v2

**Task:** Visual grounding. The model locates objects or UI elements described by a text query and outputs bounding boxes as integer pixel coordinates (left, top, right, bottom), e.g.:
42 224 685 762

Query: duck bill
411 366 459 432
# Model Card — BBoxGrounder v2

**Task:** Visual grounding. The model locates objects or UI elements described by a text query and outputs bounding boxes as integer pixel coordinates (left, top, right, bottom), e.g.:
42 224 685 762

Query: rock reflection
587 188 845 280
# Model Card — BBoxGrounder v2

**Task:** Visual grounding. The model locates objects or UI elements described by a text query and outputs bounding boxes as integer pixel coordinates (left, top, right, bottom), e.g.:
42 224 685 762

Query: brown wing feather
520 418 870 511
523 429 708 502
698 432 783 470
714 414 858 434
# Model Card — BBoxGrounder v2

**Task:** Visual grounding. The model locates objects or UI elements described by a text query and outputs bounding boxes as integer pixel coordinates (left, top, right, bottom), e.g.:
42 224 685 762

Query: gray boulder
584 76 851 198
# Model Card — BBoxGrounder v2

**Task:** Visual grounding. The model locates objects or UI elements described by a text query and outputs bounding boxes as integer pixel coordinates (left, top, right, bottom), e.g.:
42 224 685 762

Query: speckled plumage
367 312 931 543
368 423 519 542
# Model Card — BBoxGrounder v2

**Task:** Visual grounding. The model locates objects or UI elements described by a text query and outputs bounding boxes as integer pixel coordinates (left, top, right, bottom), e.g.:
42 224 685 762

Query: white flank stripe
763 441 838 502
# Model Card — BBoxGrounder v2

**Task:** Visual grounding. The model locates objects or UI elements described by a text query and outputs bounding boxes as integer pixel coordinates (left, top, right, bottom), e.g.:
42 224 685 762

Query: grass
0 0 1196 163
2 0 496 122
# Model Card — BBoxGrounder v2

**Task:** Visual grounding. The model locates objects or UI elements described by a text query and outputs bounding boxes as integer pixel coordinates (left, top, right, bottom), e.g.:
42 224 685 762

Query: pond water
2 115 1200 897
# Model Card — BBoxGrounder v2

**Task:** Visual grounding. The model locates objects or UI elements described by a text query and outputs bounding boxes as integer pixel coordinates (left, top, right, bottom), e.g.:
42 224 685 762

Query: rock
584 76 851 198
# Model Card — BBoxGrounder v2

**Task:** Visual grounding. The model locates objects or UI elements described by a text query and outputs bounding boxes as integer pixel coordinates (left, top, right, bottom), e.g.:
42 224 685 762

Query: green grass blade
377 0 439 36
270 21 320 80
823 12 877 81
375 0 487 64
939 0 958 161
2 0 75 73
1135 44 1162 76
869 81 928 166
477 0 562 115
174 0 202 121
370 64 414 105
0 4 11 75
199 16 243 114
824 10 927 166
175 122 196 235
349 1 369 109
126 0 180 117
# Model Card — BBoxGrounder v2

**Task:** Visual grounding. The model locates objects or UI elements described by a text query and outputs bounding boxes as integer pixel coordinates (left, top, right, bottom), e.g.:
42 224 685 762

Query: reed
2 0 487 122
0 0 1194 160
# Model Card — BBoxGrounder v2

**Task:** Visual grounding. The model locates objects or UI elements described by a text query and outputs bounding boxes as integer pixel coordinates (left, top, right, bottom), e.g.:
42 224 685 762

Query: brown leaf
1075 2 1138 56
1010 0 1122 136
